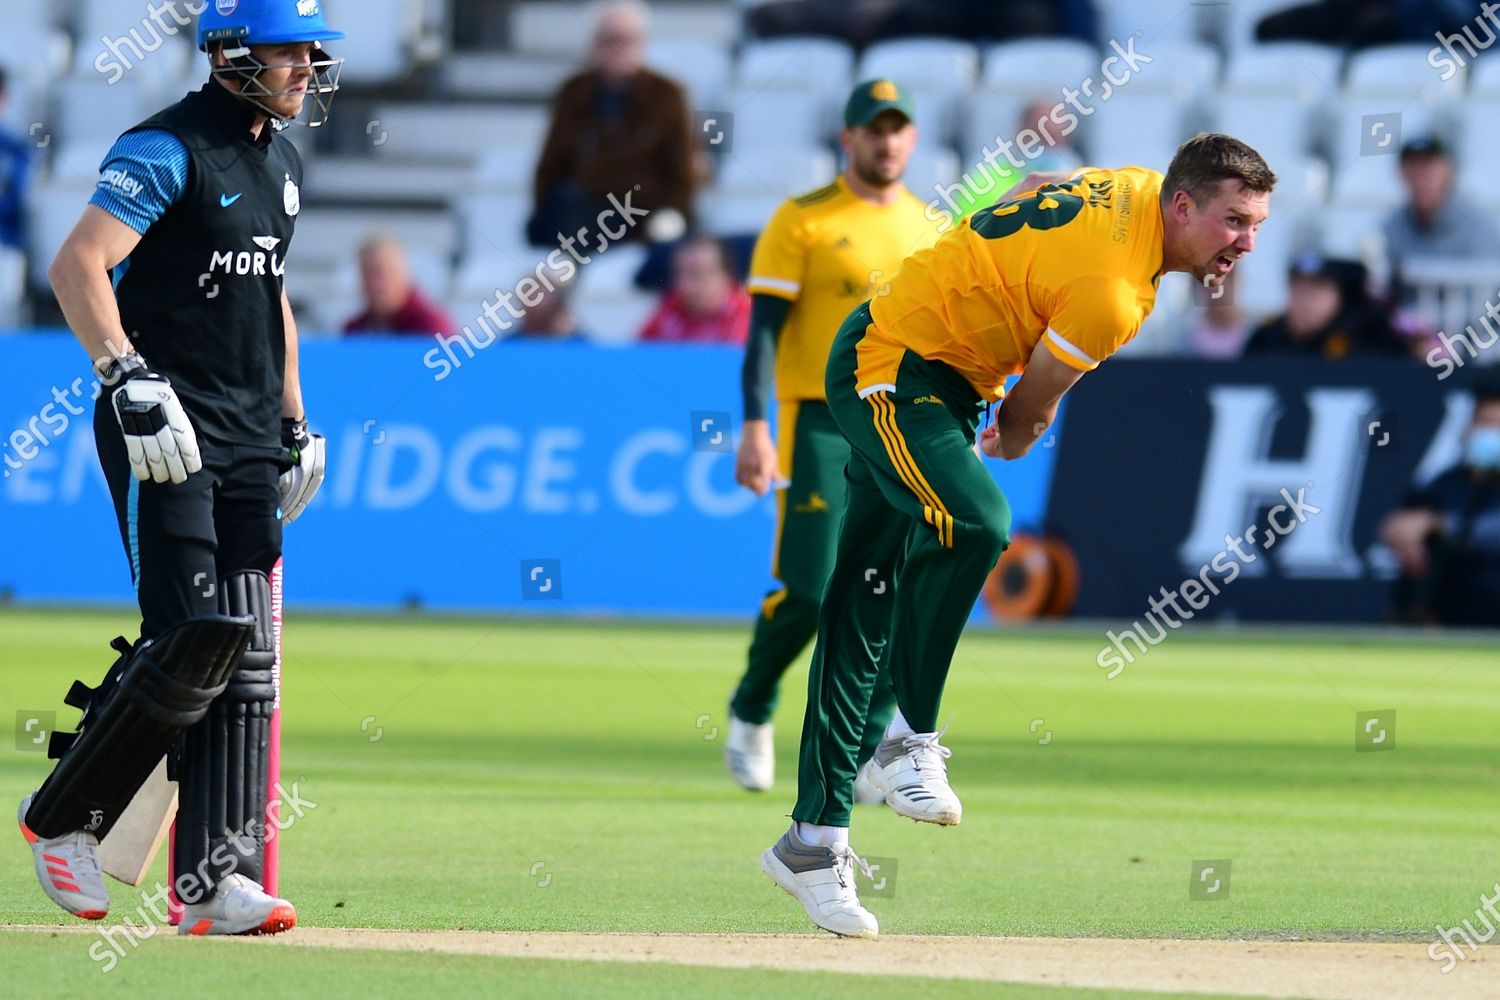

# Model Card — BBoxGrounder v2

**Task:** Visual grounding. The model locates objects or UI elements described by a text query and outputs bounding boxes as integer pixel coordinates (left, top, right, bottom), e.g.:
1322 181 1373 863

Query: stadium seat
571 242 649 295
572 274 659 345
1233 214 1302 318
370 104 551 163
2 68 49 132
476 146 541 195
510 1 595 58
1344 44 1466 98
439 52 576 101
717 85 830 152
714 147 839 198
293 208 458 273
51 75 150 150
1096 0 1206 47
737 37 854 99
451 250 556 305
71 0 194 96
963 88 1070 169
1312 201 1388 265
857 38 979 98
648 4 742 47
902 146 961 209
303 158 474 202
0 7 70 79
1454 99 1500 208
1398 255 1500 340
1211 92 1316 172
1135 41 1221 96
1328 152 1408 210
981 39 1099 93
699 192 782 237
1323 96 1446 169
0 246 26 329
511 1 738 58
453 193 533 262
25 178 95 293
647 39 732 107
1467 54 1500 97
1202 0 1305 53
1223 42 1344 101
1124 271 1193 355
1079 92 1193 170
320 0 419 85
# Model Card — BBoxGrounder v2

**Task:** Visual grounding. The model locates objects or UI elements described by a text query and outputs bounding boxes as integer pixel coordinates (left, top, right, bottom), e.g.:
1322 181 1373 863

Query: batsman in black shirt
18 0 343 936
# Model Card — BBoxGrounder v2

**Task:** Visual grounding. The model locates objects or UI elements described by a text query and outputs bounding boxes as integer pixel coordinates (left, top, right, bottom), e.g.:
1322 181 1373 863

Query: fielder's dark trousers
94 400 282 639
792 303 1011 828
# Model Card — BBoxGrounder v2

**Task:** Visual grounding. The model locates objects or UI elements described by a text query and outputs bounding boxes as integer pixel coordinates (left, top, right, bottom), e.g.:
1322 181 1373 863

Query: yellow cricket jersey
863 166 1166 402
747 176 942 402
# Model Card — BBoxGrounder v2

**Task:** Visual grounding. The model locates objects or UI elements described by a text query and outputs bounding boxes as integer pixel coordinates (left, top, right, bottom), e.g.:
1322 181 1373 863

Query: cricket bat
98 757 176 886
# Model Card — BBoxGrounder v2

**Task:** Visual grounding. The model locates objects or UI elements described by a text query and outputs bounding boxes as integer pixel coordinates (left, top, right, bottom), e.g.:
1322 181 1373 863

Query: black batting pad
24 616 254 840
174 571 277 903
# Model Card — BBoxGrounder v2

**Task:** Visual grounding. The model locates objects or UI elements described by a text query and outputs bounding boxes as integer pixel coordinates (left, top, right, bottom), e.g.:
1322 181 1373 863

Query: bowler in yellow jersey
760 133 1276 938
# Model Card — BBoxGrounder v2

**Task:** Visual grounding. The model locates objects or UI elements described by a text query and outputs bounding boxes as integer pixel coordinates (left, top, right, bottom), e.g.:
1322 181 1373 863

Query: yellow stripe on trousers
867 393 954 549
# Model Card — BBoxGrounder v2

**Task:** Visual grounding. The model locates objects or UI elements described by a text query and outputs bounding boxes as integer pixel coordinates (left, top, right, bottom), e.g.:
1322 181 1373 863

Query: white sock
885 708 915 741
795 822 849 848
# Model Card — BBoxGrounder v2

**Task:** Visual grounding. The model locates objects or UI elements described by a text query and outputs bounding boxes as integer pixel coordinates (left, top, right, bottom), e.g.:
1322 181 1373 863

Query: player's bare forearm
48 206 144 368
280 289 305 420
981 344 1084 460
990 398 1059 460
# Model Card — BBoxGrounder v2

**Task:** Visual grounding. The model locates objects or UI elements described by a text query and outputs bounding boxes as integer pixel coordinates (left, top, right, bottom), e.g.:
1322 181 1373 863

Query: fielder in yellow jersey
724 80 944 794
762 134 1276 938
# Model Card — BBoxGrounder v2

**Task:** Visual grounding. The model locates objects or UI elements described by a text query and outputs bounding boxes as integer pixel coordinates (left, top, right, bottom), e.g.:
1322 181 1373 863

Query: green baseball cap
843 78 916 128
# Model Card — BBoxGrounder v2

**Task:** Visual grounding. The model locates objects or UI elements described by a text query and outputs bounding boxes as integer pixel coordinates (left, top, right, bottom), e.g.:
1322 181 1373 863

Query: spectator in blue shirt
0 67 34 250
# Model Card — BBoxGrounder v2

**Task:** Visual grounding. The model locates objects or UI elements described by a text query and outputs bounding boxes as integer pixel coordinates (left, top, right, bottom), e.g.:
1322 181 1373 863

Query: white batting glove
109 357 203 485
279 417 326 524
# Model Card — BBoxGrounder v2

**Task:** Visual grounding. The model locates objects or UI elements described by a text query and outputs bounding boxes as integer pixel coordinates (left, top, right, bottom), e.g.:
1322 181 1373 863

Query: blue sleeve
88 129 190 235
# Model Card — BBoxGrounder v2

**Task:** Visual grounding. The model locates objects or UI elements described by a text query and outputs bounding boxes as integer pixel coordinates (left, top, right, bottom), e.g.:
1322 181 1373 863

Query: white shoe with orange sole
179 873 296 936
17 794 109 921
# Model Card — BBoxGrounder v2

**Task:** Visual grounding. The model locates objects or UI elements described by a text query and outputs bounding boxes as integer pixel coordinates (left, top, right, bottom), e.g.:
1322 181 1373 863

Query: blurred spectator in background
1382 136 1500 308
528 1 695 248
0 67 32 250
640 236 750 344
1257 0 1481 49
744 0 1095 45
343 234 458 337
1244 255 1409 359
1381 382 1500 626
1183 270 1254 359
510 274 588 342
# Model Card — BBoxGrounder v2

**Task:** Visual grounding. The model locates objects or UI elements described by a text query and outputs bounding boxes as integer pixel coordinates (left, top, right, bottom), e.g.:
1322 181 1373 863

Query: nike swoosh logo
220 193 243 207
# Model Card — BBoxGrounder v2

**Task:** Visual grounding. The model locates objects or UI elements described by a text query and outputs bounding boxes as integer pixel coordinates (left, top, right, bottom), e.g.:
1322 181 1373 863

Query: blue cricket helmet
198 0 346 51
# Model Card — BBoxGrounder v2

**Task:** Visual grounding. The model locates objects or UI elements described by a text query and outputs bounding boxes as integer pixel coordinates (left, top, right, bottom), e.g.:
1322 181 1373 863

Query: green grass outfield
2 609 1496 996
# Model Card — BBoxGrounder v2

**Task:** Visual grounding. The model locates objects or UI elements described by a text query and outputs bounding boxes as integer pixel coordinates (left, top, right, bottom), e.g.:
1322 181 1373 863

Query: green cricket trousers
792 301 1012 827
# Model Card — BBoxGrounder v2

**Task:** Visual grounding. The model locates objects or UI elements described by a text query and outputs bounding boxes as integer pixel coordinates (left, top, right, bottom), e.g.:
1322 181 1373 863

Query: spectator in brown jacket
527 1 696 248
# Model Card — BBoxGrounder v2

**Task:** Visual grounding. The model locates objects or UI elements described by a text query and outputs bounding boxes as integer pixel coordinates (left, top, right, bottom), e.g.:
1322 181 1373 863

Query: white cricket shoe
869 728 962 826
725 707 774 791
761 826 878 938
853 759 887 806
17 794 109 920
180 873 296 936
